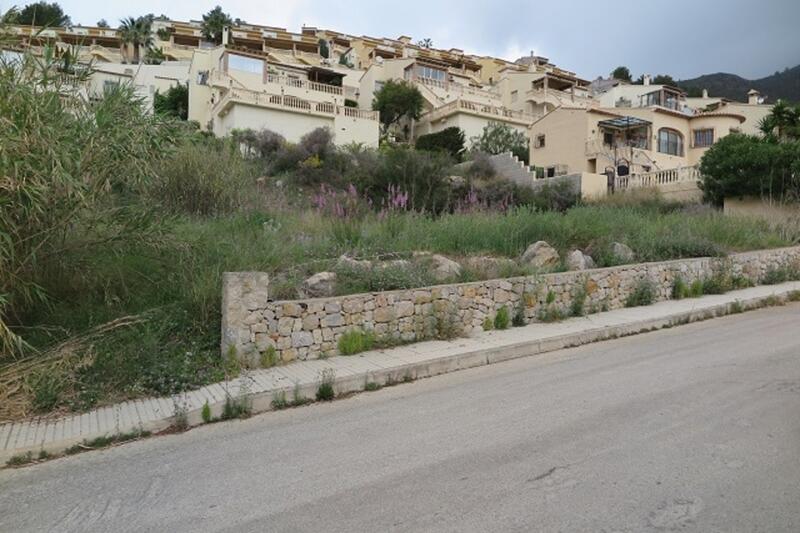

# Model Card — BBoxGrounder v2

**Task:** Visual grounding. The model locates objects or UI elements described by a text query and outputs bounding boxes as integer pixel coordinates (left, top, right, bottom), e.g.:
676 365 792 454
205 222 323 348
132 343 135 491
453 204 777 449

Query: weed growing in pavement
201 401 212 423
260 346 279 368
364 381 382 391
316 368 336 401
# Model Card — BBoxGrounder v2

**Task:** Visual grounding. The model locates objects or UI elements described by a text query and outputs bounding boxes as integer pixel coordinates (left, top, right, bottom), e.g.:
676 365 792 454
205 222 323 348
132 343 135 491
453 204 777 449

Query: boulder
611 242 635 263
521 241 560 269
430 254 462 281
301 271 337 298
336 254 372 270
566 250 596 271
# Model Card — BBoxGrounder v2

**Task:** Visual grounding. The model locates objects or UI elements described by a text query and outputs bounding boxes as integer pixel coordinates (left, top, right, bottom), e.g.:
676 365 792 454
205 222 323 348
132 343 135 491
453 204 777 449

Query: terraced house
3 18 772 178
528 76 770 197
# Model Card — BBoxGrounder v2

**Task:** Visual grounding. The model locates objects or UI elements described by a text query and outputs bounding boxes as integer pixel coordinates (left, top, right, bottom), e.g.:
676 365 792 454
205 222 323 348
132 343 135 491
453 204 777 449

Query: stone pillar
221 272 269 360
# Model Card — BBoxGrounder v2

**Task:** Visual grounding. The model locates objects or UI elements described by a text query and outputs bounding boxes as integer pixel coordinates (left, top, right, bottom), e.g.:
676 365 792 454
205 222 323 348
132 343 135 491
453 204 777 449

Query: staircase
486 152 537 187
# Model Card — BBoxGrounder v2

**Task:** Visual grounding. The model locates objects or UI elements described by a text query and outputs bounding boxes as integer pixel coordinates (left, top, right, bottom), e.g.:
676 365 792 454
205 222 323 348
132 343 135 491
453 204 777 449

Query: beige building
188 45 379 145
530 105 745 178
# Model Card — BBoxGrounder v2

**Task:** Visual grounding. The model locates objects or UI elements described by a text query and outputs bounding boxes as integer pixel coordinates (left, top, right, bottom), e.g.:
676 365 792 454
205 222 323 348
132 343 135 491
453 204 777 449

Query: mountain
678 65 800 103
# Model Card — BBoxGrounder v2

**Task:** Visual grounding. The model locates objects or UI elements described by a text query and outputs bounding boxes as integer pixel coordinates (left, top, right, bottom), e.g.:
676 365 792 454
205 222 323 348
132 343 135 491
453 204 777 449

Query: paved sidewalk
2 281 798 464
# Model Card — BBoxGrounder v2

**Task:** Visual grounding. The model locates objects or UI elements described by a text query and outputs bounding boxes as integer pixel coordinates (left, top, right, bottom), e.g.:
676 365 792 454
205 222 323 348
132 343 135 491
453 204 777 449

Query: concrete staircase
487 152 537 187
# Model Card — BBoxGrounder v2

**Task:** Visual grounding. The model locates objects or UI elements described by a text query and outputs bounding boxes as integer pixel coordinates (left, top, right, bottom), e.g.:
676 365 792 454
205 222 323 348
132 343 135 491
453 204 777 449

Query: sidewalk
2 282 798 464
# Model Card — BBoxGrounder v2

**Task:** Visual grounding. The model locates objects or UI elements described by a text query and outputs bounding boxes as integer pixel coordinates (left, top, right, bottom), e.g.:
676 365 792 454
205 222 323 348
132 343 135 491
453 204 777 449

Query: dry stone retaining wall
221 246 800 363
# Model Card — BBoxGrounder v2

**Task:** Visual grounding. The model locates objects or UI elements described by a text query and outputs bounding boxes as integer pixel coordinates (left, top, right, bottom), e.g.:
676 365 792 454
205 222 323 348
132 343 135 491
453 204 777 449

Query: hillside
679 65 800 103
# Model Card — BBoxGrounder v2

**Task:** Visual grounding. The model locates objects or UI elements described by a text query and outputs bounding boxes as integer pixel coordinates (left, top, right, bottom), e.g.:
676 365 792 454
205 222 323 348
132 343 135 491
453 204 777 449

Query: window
693 128 714 147
546 166 556 178
374 80 384 94
227 53 264 75
657 128 683 156
417 65 446 82
103 79 119 93
511 90 518 103
642 91 660 107
534 134 546 148
603 131 614 146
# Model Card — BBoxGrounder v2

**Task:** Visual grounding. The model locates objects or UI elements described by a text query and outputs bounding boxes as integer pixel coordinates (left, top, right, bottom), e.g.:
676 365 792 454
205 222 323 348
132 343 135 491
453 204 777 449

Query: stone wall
221 246 800 363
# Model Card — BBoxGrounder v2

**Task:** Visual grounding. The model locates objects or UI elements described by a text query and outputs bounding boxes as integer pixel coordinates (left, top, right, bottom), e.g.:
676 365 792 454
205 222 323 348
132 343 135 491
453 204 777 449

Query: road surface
1 304 799 532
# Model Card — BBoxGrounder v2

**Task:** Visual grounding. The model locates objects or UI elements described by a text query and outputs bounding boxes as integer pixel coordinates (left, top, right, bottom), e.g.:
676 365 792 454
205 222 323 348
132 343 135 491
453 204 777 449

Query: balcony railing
212 86 378 121
265 72 343 95
615 165 699 191
416 75 499 98
421 98 535 125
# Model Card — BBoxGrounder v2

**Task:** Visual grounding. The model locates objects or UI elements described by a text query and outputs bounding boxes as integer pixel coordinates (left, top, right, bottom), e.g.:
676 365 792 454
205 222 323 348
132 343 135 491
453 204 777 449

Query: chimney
702 88 708 98
747 89 761 105
643 74 651 86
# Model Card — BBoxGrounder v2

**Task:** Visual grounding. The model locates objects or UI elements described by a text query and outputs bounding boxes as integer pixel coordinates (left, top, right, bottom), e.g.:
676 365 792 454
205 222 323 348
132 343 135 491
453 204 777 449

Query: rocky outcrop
521 241 560 269
301 272 337 298
611 242 635 263
566 250 596 271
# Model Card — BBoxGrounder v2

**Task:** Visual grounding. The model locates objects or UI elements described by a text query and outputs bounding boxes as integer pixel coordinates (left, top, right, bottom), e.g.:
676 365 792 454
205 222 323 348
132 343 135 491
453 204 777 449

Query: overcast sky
22 0 800 80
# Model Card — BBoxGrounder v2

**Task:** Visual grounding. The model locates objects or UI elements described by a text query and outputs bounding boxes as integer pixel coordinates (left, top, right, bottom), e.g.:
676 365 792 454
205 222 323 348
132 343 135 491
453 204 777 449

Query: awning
598 116 651 130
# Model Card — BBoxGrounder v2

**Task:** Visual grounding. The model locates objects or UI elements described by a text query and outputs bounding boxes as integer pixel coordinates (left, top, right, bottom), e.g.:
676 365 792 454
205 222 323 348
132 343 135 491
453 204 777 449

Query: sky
17 0 800 80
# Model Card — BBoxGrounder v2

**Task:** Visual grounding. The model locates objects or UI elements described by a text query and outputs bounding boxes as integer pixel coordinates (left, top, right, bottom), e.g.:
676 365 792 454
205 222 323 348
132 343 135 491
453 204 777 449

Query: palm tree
118 16 153 64
758 100 800 142
201 6 232 45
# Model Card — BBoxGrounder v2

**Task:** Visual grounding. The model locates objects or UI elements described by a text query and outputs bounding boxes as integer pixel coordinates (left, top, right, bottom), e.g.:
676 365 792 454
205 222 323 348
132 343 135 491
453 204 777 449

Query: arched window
657 128 683 156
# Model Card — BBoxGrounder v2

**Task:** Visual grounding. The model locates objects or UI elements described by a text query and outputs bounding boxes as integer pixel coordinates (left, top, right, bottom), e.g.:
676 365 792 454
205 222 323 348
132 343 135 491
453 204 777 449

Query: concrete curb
2 282 798 465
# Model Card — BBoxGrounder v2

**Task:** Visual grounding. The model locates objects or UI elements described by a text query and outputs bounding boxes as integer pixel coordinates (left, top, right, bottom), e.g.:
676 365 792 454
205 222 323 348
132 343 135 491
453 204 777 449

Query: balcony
265 72 343 95
615 165 699 191
212 86 377 121
420 98 536 126
585 138 651 156
416 76 499 99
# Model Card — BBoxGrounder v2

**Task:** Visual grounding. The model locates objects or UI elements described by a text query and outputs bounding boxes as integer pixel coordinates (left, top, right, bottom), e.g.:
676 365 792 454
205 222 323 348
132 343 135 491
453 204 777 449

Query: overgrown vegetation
625 279 657 307
337 329 376 355
2 40 796 422
699 101 800 206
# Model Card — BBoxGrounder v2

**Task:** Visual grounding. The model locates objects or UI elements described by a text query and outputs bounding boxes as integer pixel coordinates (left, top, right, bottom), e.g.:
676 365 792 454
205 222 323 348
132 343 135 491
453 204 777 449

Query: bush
338 329 376 355
415 127 466 161
470 122 529 164
0 51 184 357
672 277 689 299
466 152 496 179
494 306 510 330
235 128 286 160
699 133 800 206
359 146 455 213
625 279 656 307
154 140 253 215
153 84 189 120
316 368 336 401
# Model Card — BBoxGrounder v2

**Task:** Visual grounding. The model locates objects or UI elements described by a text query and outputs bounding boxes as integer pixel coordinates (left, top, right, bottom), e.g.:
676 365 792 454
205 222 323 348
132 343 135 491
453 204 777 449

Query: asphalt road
1 304 799 532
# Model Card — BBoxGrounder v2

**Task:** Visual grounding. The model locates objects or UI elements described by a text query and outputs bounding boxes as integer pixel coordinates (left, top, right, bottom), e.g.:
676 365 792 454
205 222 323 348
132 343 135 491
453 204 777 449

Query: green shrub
625 279 656 307
762 262 800 284
512 301 526 327
415 127 466 161
470 122 529 164
201 401 212 423
260 346 279 368
338 329 375 355
154 140 252 215
570 284 587 316
27 368 66 413
482 316 494 331
271 390 288 409
316 368 336 401
221 394 251 420
672 276 689 300
689 279 705 297
334 261 436 295
494 306 510 330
